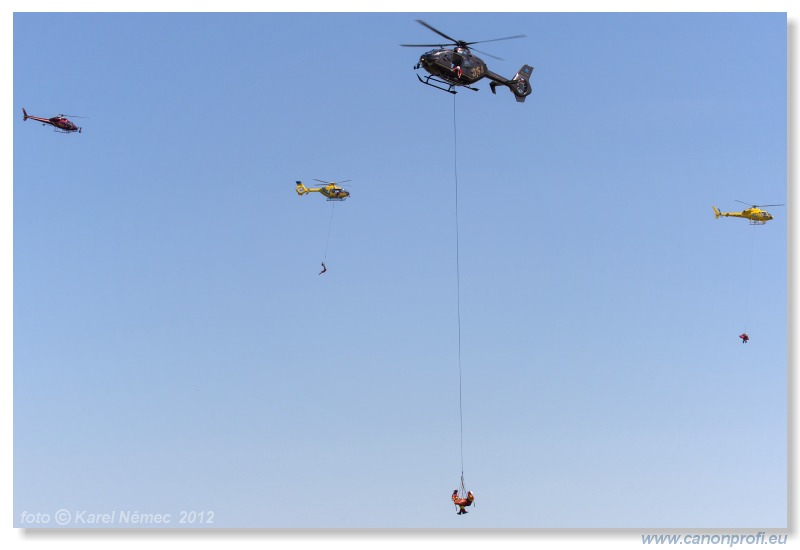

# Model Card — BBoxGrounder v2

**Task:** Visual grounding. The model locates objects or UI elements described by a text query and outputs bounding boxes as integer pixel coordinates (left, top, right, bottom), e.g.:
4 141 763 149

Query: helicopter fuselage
713 205 773 224
726 209 773 223
46 117 80 133
318 186 349 201
416 47 487 86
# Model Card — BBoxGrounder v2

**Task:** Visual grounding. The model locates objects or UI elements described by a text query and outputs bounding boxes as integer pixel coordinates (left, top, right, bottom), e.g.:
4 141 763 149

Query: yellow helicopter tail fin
712 205 721 219
296 181 309 196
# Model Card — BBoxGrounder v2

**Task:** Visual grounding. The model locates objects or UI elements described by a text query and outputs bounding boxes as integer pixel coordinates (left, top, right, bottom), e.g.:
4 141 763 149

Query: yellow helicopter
296 179 350 201
712 201 783 225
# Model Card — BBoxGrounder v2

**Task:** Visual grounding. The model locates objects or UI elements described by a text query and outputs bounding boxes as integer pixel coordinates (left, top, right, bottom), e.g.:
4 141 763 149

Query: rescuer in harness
451 489 475 515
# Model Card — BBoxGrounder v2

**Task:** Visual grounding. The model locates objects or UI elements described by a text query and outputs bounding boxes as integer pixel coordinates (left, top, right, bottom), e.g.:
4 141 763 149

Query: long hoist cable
743 223 757 332
453 93 465 485
323 201 335 261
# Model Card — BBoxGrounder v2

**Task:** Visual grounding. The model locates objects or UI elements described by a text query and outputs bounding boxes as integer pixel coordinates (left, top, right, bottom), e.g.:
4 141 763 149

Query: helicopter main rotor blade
415 19 461 45
469 47 504 61
464 34 527 46
734 200 785 207
313 179 352 184
400 42 454 48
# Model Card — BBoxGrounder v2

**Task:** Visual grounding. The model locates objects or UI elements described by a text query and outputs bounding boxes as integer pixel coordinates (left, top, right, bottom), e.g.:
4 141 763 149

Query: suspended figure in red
22 108 82 133
739 333 749 344
451 489 475 515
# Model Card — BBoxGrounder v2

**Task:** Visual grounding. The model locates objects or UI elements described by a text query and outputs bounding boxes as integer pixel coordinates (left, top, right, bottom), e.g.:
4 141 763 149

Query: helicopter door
435 52 453 70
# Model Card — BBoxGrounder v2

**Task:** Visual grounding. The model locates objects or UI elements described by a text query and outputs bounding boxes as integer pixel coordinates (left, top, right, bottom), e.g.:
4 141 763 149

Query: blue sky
7 6 791 537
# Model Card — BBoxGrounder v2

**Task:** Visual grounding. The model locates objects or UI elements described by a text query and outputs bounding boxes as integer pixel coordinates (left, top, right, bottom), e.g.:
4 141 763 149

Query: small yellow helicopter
296 180 351 201
712 201 783 225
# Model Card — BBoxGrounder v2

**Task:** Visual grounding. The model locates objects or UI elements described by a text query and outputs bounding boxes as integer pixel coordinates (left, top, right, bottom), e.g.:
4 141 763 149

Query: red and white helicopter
22 108 83 133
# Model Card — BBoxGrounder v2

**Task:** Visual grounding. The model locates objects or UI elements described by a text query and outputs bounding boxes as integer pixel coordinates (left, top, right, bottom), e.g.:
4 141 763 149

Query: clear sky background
8 6 790 536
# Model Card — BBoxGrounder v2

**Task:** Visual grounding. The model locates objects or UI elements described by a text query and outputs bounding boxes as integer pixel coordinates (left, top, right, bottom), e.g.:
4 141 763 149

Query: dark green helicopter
401 20 534 103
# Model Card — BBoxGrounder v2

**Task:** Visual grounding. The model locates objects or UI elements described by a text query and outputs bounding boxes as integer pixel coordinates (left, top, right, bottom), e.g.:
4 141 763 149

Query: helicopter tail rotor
510 65 534 102
488 65 534 102
22 108 29 121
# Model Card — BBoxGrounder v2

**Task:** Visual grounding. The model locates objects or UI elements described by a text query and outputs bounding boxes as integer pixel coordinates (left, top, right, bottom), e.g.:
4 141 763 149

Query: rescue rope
323 201 335 261
743 223 757 332
453 92 465 489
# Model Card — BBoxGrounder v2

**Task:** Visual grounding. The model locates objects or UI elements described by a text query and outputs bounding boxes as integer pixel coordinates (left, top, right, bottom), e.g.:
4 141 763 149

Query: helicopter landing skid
416 74 478 94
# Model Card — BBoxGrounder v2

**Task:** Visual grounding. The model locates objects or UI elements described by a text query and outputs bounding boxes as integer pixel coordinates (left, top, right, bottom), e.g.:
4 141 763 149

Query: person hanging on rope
319 262 327 275
450 51 463 80
451 489 475 515
739 332 749 344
